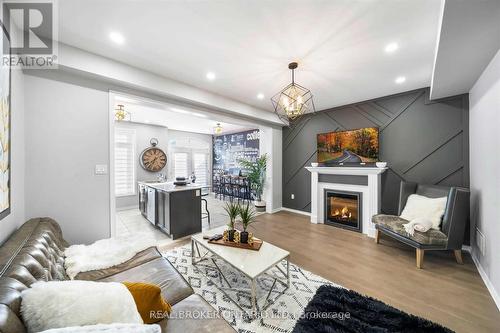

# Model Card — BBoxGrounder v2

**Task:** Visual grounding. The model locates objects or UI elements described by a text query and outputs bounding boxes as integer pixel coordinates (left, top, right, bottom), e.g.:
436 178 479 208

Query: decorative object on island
140 138 167 172
239 203 257 243
223 201 240 242
271 62 315 126
174 177 188 186
0 22 11 221
238 154 268 208
114 104 131 121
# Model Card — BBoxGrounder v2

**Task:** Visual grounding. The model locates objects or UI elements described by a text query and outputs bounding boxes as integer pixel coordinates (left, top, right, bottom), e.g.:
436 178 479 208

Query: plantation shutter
174 152 189 178
193 153 208 185
115 128 136 196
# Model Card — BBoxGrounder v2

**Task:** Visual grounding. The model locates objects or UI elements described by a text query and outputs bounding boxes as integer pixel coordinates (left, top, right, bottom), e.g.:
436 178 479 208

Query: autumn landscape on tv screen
317 128 379 164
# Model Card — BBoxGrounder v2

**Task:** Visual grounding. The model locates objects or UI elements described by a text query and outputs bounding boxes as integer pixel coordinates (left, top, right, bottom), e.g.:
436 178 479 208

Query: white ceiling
430 0 500 99
58 0 442 112
114 95 250 135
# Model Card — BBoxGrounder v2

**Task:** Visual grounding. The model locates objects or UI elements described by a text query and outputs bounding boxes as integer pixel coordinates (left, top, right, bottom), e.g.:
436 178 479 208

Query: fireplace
324 189 362 232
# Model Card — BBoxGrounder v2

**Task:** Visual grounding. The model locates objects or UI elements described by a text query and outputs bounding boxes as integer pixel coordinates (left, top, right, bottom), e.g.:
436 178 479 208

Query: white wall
115 122 169 209
259 126 283 213
469 49 500 308
0 70 25 244
271 127 283 211
24 75 110 245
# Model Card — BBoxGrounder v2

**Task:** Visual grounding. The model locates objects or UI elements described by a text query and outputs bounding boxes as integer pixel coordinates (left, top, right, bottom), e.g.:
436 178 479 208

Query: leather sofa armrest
442 187 470 249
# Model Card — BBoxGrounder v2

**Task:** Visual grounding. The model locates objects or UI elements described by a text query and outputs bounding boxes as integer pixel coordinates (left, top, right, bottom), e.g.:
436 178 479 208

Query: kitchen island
139 181 202 239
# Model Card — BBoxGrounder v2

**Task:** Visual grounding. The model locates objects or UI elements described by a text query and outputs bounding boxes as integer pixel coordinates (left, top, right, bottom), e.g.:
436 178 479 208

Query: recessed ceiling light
109 31 125 45
257 93 265 100
395 76 406 84
206 72 216 81
385 42 399 53
144 119 150 123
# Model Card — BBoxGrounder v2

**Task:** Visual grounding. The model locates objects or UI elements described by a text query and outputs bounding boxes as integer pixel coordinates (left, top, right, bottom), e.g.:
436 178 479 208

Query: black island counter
138 181 202 239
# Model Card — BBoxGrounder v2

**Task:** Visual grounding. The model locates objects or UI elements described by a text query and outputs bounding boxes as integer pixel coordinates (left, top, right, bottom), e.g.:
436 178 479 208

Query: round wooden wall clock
140 138 167 172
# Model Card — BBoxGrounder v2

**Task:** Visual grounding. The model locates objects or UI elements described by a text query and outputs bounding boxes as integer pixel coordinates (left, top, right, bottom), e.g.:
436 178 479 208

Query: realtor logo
2 0 58 68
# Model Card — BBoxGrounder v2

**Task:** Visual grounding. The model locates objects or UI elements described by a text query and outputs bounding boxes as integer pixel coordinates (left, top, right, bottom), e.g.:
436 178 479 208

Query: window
193 153 209 185
115 128 136 196
174 152 189 178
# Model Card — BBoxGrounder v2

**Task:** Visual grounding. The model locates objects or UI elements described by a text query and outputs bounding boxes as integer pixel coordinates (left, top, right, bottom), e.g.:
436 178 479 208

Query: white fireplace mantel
305 166 387 237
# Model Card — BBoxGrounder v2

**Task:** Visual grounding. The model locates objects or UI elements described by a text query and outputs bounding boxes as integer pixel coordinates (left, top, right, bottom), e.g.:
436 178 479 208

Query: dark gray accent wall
283 88 469 215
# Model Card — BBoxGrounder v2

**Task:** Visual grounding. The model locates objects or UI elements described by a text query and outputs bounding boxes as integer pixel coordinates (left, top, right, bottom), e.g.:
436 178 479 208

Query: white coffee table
191 226 290 317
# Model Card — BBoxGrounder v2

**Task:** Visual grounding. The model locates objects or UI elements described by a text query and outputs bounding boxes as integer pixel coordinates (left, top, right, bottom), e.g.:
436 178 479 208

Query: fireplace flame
332 206 352 219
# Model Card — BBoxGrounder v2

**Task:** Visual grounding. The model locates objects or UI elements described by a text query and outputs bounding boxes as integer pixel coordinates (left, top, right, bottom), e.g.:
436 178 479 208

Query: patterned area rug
162 245 337 333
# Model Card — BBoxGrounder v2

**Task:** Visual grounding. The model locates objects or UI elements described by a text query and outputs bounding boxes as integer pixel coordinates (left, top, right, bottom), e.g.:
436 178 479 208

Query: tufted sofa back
0 218 69 333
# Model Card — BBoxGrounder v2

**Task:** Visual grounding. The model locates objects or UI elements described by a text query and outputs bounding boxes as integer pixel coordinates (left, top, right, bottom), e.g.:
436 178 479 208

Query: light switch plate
95 164 108 175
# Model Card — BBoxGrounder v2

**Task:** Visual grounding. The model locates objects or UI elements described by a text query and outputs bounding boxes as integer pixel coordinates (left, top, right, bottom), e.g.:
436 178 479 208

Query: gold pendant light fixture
271 62 315 126
114 104 131 121
213 122 223 135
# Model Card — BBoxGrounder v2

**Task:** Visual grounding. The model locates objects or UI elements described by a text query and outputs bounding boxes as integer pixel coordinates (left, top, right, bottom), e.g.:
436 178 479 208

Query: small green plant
238 154 268 202
239 203 257 232
224 201 240 230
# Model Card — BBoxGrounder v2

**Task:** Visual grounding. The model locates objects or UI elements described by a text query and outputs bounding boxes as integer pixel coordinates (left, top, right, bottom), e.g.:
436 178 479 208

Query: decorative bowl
376 162 387 168
311 162 319 167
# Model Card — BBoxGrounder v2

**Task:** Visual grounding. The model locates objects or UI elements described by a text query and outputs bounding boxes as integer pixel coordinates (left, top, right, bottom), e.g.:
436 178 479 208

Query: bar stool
201 187 211 226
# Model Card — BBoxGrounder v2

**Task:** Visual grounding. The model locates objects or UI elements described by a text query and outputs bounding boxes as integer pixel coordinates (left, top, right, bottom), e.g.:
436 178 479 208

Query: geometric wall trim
282 88 469 217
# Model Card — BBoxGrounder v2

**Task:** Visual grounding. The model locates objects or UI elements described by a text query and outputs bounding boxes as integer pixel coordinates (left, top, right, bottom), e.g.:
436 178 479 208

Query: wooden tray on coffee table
208 237 263 251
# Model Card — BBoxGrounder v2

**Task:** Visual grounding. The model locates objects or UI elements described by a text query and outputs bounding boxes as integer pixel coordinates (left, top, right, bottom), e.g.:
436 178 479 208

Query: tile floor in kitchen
115 194 246 247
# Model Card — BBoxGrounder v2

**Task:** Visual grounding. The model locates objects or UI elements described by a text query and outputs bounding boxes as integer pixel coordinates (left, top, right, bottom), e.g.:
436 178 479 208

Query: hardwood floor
243 211 500 333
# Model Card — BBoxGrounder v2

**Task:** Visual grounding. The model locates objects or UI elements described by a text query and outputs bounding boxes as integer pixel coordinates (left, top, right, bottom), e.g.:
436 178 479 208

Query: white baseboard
276 207 311 216
116 205 138 212
470 249 500 311
462 245 471 253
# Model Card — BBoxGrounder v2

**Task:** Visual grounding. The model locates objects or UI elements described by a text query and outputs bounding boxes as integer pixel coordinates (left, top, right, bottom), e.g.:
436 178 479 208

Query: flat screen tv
317 127 379 165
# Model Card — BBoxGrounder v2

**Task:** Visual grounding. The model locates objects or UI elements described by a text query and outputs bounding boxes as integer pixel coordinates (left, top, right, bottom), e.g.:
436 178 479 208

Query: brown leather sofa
0 218 235 333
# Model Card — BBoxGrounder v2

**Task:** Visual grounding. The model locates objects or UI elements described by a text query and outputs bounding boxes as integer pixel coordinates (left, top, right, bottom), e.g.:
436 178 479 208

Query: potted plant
238 154 268 208
223 201 240 242
239 203 256 243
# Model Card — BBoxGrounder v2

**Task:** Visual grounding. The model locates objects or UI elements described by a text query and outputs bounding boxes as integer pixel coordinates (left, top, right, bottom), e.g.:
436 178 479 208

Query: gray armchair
372 181 470 269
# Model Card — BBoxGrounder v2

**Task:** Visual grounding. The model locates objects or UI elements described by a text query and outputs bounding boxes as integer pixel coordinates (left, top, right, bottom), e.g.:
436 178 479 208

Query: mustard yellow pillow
123 281 172 324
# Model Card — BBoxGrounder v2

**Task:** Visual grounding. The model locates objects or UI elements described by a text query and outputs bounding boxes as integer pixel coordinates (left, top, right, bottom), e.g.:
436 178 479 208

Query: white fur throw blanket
64 234 157 279
40 324 161 333
403 217 433 236
21 281 143 333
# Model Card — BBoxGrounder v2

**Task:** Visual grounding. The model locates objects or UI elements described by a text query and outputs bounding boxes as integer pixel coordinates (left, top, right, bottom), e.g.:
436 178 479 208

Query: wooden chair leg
454 249 464 264
374 229 380 244
416 249 424 269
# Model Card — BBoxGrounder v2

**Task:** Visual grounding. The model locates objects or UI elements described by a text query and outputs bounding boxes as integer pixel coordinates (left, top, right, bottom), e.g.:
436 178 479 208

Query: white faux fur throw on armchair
403 217 434 236
64 234 157 279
